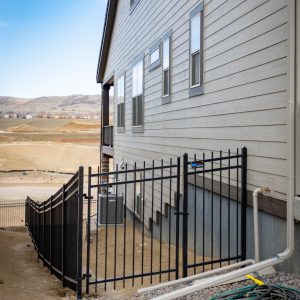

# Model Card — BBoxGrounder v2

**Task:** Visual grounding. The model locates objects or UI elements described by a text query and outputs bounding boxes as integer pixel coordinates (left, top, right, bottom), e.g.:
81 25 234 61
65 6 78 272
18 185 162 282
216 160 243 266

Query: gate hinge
83 194 94 200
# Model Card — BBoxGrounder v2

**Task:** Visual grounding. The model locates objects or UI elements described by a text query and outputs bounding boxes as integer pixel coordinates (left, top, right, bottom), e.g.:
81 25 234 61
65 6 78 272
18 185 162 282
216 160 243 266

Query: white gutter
151 1 296 298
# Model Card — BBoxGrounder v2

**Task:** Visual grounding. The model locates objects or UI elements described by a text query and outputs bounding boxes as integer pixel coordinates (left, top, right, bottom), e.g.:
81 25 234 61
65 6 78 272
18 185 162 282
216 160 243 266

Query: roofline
96 0 118 84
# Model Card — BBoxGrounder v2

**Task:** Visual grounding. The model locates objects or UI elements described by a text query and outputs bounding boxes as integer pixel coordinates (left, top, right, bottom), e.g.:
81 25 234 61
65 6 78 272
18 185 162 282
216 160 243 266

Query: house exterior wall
103 0 289 201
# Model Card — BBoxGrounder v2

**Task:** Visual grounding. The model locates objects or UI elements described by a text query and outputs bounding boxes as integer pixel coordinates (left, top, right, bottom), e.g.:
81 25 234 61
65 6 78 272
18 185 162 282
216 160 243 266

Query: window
117 75 125 129
189 3 204 97
132 57 144 129
162 31 171 102
130 0 141 13
135 172 143 218
149 40 161 71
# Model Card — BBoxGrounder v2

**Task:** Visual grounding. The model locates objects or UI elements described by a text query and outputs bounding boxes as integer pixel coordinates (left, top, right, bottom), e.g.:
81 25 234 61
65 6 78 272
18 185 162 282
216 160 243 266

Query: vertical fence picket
86 166 91 294
182 153 188 278
241 147 248 261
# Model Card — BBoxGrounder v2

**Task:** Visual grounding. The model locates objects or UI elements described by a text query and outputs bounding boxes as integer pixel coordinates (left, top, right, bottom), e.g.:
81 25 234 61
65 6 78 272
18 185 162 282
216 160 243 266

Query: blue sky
0 0 106 98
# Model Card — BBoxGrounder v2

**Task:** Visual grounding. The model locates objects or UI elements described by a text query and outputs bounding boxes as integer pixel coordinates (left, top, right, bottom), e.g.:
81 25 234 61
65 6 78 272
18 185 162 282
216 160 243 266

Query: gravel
132 272 300 299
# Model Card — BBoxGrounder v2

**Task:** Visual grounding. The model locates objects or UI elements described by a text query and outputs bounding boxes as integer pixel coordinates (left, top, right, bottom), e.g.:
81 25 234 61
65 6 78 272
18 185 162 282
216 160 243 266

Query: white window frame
162 31 171 103
132 55 144 131
149 40 161 71
189 3 204 97
135 172 143 218
117 74 125 130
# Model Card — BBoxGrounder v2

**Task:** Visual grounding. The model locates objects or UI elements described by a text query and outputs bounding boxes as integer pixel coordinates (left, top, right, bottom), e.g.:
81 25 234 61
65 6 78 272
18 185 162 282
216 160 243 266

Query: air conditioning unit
98 194 124 225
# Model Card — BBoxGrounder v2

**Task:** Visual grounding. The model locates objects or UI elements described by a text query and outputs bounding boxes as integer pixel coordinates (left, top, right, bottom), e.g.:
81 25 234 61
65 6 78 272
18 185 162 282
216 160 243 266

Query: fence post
77 167 84 300
175 156 181 280
50 195 53 274
62 184 66 287
86 166 91 295
241 147 248 261
182 153 189 278
43 201 45 267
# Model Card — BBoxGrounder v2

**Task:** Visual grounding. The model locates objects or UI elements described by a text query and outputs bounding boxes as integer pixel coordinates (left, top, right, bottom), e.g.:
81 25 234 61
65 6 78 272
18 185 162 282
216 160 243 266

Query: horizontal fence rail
0 201 26 227
25 167 84 299
86 158 181 293
182 147 247 277
85 148 247 294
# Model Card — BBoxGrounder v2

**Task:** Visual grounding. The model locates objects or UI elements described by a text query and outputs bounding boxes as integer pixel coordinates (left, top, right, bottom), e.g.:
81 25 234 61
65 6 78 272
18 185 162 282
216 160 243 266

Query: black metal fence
0 201 26 227
84 148 247 292
182 147 247 277
25 167 84 299
85 158 181 292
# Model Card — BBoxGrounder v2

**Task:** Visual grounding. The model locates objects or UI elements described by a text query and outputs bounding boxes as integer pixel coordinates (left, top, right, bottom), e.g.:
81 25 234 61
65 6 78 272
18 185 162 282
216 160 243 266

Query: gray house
96 0 300 273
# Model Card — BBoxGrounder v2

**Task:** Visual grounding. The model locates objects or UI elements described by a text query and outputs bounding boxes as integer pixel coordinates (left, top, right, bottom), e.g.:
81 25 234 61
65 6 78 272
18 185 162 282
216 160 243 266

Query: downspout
150 1 296 298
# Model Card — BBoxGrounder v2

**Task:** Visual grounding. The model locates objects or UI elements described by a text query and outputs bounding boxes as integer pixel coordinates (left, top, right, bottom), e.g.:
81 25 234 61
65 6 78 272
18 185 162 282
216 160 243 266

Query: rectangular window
135 173 143 218
189 3 204 97
149 41 161 71
162 34 170 98
132 58 144 128
117 75 125 128
130 0 141 13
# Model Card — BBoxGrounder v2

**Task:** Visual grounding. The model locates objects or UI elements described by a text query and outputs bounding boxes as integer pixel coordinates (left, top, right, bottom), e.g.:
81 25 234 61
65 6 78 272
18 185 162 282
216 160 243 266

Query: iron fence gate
25 167 84 299
85 148 247 293
85 158 181 292
182 147 247 277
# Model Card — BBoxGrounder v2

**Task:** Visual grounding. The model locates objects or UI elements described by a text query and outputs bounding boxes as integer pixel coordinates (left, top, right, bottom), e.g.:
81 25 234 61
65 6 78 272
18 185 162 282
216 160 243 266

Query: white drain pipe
252 187 271 263
138 259 255 294
252 188 262 263
151 0 296 299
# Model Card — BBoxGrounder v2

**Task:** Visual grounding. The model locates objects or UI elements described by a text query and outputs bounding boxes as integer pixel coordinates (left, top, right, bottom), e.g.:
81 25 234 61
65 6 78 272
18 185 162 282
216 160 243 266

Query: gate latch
81 273 92 280
83 194 94 200
174 211 189 216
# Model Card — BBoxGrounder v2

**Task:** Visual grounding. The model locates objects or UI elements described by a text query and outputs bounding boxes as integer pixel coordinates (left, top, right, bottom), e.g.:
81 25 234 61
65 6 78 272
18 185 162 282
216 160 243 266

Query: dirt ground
0 227 76 300
0 119 100 203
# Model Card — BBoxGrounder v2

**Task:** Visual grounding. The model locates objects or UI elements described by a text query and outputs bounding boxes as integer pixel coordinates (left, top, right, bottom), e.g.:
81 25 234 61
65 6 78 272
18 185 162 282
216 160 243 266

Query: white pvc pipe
253 188 262 262
138 259 255 294
152 1 296 298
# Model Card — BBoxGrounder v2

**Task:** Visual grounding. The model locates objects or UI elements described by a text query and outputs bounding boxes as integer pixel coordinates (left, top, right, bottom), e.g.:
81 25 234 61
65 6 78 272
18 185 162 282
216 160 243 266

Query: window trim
189 2 204 98
130 0 141 14
132 54 144 132
134 172 143 219
162 30 172 104
117 72 125 133
149 40 161 71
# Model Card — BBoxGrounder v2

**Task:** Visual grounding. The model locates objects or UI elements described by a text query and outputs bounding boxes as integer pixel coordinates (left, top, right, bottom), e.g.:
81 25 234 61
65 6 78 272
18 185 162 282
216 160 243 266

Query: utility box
98 194 124 225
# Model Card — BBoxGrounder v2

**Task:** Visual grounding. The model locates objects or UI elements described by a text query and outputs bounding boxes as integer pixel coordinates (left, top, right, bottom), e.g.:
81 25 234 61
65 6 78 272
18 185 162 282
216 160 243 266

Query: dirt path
0 227 76 300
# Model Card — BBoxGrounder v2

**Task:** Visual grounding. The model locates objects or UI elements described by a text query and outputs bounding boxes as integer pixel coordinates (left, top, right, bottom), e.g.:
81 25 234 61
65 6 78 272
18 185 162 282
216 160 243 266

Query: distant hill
0 95 101 113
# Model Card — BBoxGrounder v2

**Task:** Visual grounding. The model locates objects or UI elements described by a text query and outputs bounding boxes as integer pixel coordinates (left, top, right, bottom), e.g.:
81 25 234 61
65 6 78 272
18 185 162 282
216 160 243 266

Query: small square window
130 0 141 13
149 41 161 71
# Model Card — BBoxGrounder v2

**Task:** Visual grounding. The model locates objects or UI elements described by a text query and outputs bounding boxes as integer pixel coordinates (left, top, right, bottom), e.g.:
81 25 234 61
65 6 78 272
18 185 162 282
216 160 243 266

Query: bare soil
0 227 76 300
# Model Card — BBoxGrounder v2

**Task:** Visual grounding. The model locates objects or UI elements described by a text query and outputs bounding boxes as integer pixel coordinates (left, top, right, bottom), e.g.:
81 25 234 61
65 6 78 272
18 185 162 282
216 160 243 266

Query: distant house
96 0 300 272
25 114 33 119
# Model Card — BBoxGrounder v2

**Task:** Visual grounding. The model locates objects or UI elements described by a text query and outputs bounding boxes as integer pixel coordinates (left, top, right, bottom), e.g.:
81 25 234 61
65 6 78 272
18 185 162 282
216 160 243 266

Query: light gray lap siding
103 0 289 200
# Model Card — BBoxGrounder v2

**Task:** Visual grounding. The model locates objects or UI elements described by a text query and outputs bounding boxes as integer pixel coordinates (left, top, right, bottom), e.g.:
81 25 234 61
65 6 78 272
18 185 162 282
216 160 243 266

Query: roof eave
96 0 118 84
